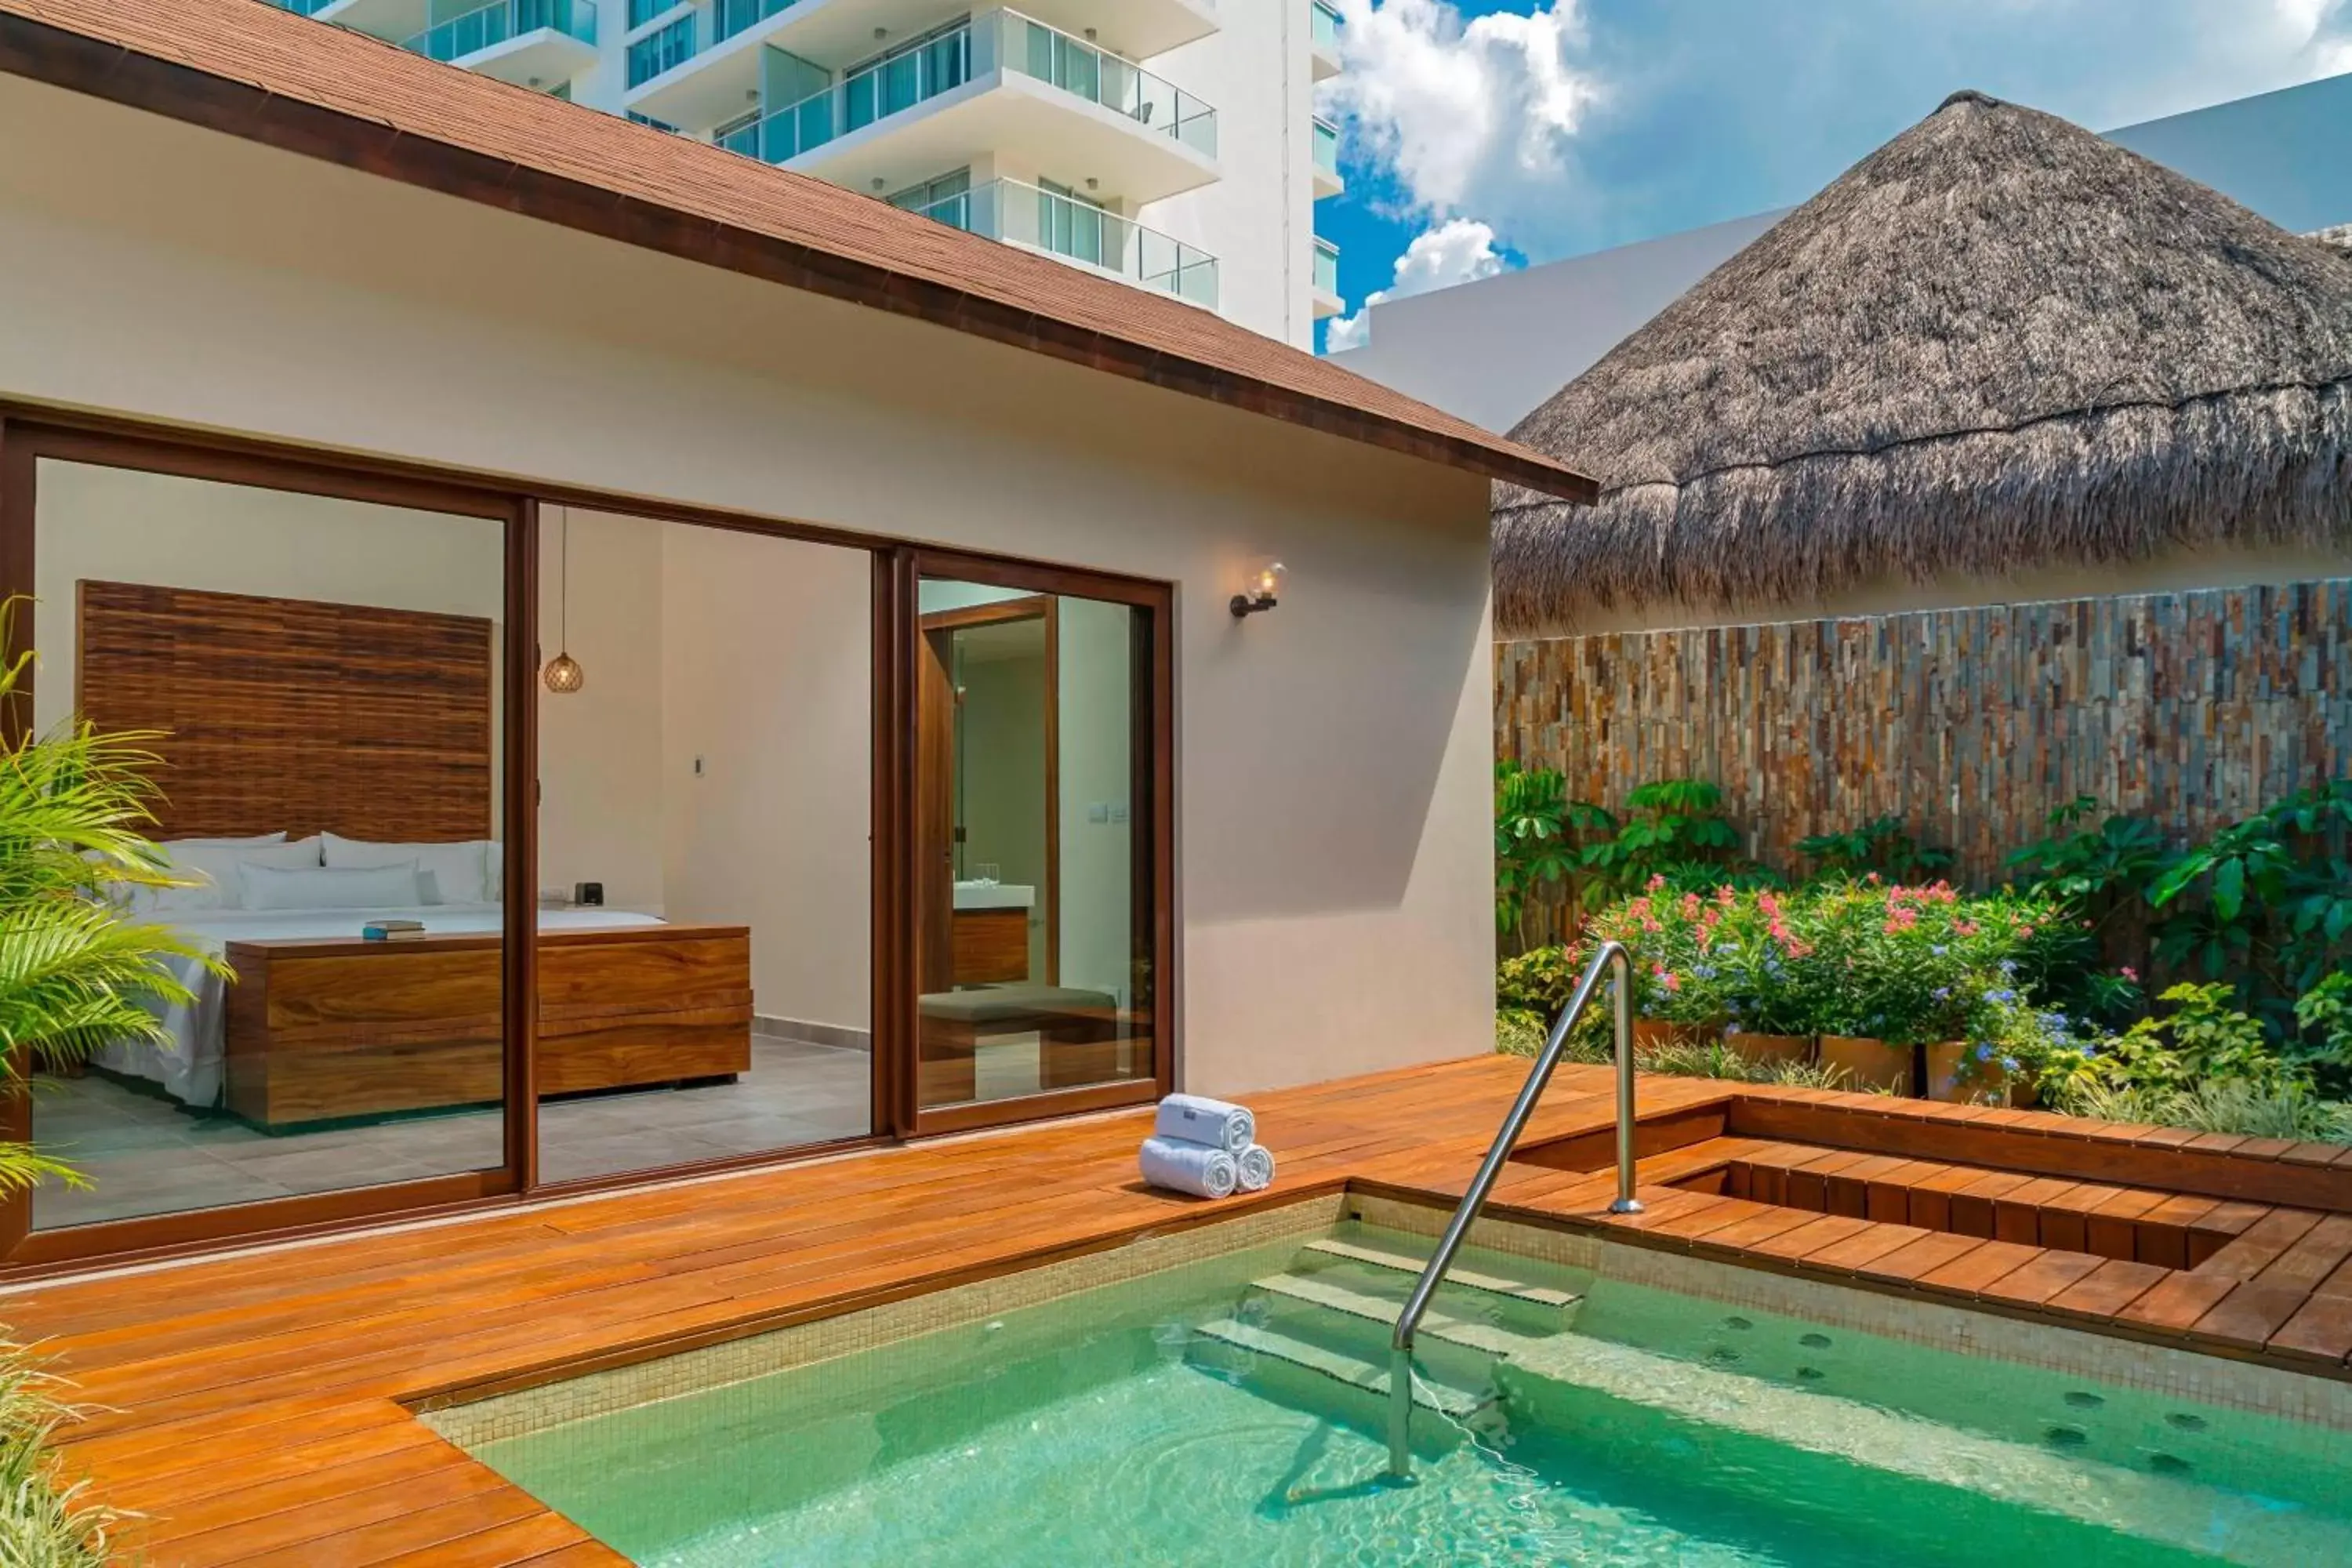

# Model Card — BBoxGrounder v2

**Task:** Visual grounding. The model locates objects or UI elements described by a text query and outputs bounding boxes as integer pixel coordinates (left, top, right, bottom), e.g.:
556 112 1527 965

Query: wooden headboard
75 580 495 842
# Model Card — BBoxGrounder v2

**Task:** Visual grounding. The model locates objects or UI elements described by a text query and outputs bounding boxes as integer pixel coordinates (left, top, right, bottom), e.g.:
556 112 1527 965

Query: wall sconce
1230 559 1286 619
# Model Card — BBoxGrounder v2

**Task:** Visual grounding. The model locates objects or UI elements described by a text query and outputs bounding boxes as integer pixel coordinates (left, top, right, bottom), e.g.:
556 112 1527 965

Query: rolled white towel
1155 1094 1254 1155
1235 1144 1276 1192
1138 1135 1239 1200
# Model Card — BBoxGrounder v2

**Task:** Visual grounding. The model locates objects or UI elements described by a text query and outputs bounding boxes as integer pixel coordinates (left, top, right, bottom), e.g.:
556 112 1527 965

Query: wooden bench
916 985 1126 1105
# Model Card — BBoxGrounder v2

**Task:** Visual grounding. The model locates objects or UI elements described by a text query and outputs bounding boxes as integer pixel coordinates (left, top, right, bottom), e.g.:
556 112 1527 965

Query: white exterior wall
1142 1 1320 347
0 74 1496 1098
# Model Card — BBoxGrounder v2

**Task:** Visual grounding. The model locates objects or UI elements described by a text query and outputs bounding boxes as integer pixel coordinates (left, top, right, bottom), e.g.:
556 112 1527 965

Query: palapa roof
1493 89 2352 634
0 0 1595 504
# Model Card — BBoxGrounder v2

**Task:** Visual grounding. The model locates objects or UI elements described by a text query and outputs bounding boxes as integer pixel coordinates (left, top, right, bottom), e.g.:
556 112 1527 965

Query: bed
73 579 753 1126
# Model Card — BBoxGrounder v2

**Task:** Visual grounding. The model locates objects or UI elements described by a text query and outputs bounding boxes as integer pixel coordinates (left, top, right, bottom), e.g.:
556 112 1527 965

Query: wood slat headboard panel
75 580 495 842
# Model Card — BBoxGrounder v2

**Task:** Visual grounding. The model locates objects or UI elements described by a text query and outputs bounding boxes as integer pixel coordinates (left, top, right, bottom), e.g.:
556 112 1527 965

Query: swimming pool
454 1201 2352 1566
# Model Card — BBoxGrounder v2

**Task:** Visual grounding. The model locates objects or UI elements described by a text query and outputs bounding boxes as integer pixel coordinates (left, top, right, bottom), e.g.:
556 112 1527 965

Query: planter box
1632 1019 1723 1054
1925 1041 2025 1105
1726 1032 1814 1070
1818 1034 1911 1094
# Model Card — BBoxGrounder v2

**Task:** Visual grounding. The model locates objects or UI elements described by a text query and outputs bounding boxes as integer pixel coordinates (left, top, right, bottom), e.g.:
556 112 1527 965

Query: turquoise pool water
473 1221 2352 1566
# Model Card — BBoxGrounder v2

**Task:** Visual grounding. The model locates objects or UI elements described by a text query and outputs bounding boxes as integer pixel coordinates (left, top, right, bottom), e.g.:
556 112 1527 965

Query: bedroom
24 447 1156 1236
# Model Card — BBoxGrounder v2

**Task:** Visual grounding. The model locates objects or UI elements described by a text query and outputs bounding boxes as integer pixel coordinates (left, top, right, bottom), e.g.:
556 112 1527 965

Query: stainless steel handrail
1385 940 1638 1479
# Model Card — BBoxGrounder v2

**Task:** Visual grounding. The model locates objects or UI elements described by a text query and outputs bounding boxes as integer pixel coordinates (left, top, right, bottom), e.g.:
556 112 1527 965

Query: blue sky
1314 0 2352 350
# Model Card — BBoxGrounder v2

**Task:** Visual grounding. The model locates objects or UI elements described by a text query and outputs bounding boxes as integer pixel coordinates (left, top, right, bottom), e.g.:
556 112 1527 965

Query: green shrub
1491 1004 1847 1089
1497 946 1586 1016
2053 1078 2352 1144
1566 877 2067 1046
1798 815 1954 884
0 1343 121 1566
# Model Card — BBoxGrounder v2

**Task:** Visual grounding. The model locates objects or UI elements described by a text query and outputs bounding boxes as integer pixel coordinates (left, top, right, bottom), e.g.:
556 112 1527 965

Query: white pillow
322 833 492 906
237 861 421 913
144 836 323 913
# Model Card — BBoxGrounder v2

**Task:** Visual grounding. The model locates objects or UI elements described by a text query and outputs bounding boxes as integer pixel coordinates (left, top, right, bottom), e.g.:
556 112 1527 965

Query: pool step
1191 1318 1490 1421
1250 1272 1560 1358
1295 1237 1582 1308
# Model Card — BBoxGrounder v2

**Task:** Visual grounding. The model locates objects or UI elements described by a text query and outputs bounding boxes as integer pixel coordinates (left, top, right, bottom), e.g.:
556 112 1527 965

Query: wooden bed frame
224 925 753 1128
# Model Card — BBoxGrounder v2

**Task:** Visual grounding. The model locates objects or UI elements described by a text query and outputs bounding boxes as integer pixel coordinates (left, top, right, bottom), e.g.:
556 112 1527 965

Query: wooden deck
10 1055 2352 1564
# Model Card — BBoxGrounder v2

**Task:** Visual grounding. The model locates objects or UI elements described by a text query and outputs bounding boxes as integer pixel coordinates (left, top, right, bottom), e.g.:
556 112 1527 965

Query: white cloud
1324 217 1510 351
1317 0 2352 267
2274 0 2352 72
1319 0 1602 230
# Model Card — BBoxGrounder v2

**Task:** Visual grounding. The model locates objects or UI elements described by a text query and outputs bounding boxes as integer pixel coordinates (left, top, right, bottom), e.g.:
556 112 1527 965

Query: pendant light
543 506 585 695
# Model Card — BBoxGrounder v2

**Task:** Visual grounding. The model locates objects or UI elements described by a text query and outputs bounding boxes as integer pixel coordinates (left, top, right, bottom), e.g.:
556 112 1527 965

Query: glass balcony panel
733 13 1216 175
626 13 695 85
900 178 1218 311
710 0 798 45
408 0 598 63
1313 118 1340 177
1314 238 1340 296
1312 0 1341 53
999 11 1217 159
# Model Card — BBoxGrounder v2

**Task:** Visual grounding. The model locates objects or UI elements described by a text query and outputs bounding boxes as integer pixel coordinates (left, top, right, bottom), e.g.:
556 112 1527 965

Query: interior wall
1056 597 1137 1005
655 524 873 1034
31 458 510 834
956 640 1050 978
535 507 667 910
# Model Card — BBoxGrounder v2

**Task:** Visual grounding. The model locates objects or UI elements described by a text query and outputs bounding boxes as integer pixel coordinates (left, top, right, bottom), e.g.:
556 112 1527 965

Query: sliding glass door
0 417 1173 1272
906 560 1171 1134
2 425 529 1263
531 509 876 1186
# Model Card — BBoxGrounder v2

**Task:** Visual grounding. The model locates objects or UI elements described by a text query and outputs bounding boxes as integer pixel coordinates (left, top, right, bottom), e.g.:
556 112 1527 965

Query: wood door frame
918 593 1061 991
902 551 1178 1138
0 418 532 1268
0 405 1178 1277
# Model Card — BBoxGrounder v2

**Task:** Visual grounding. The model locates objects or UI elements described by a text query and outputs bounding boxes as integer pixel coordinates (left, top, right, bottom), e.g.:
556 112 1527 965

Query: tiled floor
30 1036 874 1230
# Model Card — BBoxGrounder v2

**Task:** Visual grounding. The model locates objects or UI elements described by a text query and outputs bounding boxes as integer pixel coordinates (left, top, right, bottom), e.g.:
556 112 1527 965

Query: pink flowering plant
1566 877 2070 1047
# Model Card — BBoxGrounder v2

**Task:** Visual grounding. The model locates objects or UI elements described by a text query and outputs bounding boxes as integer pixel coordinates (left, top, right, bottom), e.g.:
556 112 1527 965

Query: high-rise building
267 0 1350 349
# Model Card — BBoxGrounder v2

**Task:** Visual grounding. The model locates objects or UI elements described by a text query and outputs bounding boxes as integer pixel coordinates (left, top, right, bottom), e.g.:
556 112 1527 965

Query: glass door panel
24 455 514 1235
914 577 1156 1116
532 512 874 1185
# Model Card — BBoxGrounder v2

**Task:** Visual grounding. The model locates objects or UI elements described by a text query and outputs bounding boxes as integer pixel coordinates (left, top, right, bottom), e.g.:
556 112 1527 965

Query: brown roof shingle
0 0 1595 503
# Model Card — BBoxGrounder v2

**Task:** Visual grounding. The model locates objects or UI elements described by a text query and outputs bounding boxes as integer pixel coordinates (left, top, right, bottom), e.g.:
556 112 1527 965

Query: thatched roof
1493 90 2352 634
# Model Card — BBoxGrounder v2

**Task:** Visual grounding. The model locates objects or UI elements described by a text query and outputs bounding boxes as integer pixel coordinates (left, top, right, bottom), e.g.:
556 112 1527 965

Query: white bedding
97 904 664 1109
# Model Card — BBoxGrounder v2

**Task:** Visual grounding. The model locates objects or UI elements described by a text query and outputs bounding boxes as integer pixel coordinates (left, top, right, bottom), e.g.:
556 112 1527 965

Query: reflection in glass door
533 513 875 1186
914 576 1160 1119
18 445 520 1245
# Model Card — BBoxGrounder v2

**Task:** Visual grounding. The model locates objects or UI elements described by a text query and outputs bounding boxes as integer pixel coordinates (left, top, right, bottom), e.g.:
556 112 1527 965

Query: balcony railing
905 179 1219 310
266 0 342 16
1312 116 1340 178
407 0 597 63
707 0 800 45
1312 0 1341 54
717 10 1218 165
1314 236 1339 296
